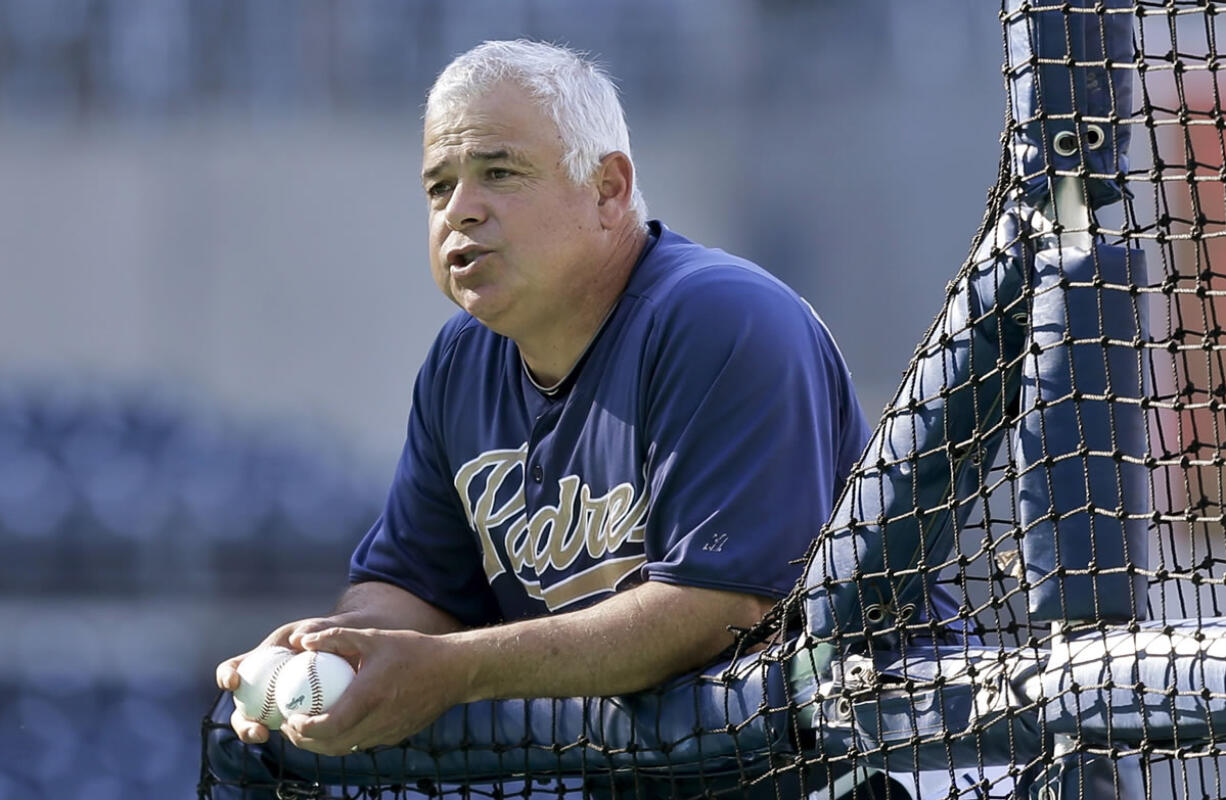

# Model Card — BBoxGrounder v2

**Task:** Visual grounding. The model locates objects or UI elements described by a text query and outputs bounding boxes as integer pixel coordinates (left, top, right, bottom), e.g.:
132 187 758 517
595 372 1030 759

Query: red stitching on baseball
261 655 290 724
307 652 324 716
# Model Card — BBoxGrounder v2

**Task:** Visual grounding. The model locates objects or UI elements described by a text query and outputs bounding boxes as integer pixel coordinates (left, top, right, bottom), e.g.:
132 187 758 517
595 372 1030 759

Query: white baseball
275 651 356 719
232 646 294 731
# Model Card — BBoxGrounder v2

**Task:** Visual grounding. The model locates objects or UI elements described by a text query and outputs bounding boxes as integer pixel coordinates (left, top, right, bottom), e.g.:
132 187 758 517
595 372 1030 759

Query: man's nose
444 180 486 230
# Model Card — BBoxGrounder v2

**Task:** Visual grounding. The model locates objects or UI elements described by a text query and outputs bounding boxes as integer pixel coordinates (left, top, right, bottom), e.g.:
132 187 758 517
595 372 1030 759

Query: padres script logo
454 444 649 611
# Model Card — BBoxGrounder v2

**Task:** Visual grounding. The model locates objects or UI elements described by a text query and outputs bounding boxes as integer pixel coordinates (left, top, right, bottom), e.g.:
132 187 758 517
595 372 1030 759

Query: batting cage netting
200 2 1226 798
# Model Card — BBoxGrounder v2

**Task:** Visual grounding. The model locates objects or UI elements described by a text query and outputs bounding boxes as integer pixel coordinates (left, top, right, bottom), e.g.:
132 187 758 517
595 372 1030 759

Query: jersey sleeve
639 270 869 599
349 333 503 628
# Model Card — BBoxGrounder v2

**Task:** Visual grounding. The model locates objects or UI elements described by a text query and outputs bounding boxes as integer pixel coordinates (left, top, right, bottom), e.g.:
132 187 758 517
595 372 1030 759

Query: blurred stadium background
0 1 1001 797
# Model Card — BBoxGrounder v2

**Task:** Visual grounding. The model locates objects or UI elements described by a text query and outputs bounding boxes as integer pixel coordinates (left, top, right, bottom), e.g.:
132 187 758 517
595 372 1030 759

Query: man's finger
215 654 246 691
298 627 366 661
283 713 387 757
230 708 270 745
280 711 367 757
287 619 343 651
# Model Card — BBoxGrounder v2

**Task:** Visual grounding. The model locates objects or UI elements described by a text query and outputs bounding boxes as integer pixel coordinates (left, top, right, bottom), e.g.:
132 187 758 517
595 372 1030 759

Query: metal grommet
1085 124 1106 150
899 603 916 622
864 604 885 625
836 697 852 719
1052 130 1079 156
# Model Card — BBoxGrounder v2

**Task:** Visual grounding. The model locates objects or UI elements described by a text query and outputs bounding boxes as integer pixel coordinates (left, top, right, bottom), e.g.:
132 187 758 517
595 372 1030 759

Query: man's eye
487 168 512 180
426 182 452 199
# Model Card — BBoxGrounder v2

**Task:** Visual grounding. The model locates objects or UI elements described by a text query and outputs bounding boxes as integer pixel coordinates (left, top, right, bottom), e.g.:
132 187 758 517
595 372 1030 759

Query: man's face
421 82 604 340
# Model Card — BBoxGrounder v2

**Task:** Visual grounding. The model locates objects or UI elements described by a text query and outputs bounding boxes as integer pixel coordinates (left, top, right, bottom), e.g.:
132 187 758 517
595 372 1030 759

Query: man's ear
593 151 635 229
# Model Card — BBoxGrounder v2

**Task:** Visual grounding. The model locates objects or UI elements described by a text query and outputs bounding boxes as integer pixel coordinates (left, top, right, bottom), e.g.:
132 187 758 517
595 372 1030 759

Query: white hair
426 40 648 224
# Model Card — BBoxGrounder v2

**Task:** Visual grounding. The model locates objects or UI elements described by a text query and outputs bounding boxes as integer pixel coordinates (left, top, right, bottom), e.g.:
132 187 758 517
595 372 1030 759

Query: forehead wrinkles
425 123 510 155
424 88 563 166
426 114 514 161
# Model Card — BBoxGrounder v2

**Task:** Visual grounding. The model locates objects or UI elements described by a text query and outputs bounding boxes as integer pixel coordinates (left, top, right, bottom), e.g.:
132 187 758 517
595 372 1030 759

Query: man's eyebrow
421 149 526 183
470 148 516 163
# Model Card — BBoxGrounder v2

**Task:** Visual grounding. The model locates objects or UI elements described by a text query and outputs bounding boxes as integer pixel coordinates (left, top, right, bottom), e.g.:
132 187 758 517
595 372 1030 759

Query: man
209 38 869 789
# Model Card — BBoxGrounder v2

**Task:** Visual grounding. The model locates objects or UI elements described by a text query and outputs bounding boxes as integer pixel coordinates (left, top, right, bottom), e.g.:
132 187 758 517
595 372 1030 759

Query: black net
200 2 1226 798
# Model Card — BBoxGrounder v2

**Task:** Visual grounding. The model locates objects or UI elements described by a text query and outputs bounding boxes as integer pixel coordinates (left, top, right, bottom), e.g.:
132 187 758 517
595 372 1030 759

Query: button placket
523 399 560 502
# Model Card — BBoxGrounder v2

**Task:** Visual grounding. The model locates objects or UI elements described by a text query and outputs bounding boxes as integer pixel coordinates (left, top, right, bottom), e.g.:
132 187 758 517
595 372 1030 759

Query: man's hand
215 615 349 745
216 582 465 745
279 627 469 756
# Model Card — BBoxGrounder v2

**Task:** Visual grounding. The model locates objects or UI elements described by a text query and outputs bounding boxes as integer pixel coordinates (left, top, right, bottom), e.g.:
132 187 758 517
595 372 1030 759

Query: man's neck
517 223 649 386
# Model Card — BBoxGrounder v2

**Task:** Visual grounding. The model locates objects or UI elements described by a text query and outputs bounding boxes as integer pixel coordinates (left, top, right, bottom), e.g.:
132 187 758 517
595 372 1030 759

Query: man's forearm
332 581 465 635
447 581 774 702
281 581 774 754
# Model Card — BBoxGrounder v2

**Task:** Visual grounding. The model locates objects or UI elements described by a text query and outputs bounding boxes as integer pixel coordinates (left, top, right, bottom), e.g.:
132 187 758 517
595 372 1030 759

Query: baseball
275 650 356 719
232 646 294 731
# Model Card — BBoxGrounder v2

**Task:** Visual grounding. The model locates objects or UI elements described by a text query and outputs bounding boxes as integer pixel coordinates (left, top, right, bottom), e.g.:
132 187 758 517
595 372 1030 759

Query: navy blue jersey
350 222 871 627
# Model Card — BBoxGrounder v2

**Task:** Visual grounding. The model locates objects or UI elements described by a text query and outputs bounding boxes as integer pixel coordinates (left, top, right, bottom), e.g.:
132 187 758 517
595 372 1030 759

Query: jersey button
532 464 543 483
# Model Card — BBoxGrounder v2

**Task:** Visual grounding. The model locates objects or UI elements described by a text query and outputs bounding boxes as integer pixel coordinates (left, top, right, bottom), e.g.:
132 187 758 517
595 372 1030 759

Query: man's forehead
424 85 556 149
423 119 517 151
